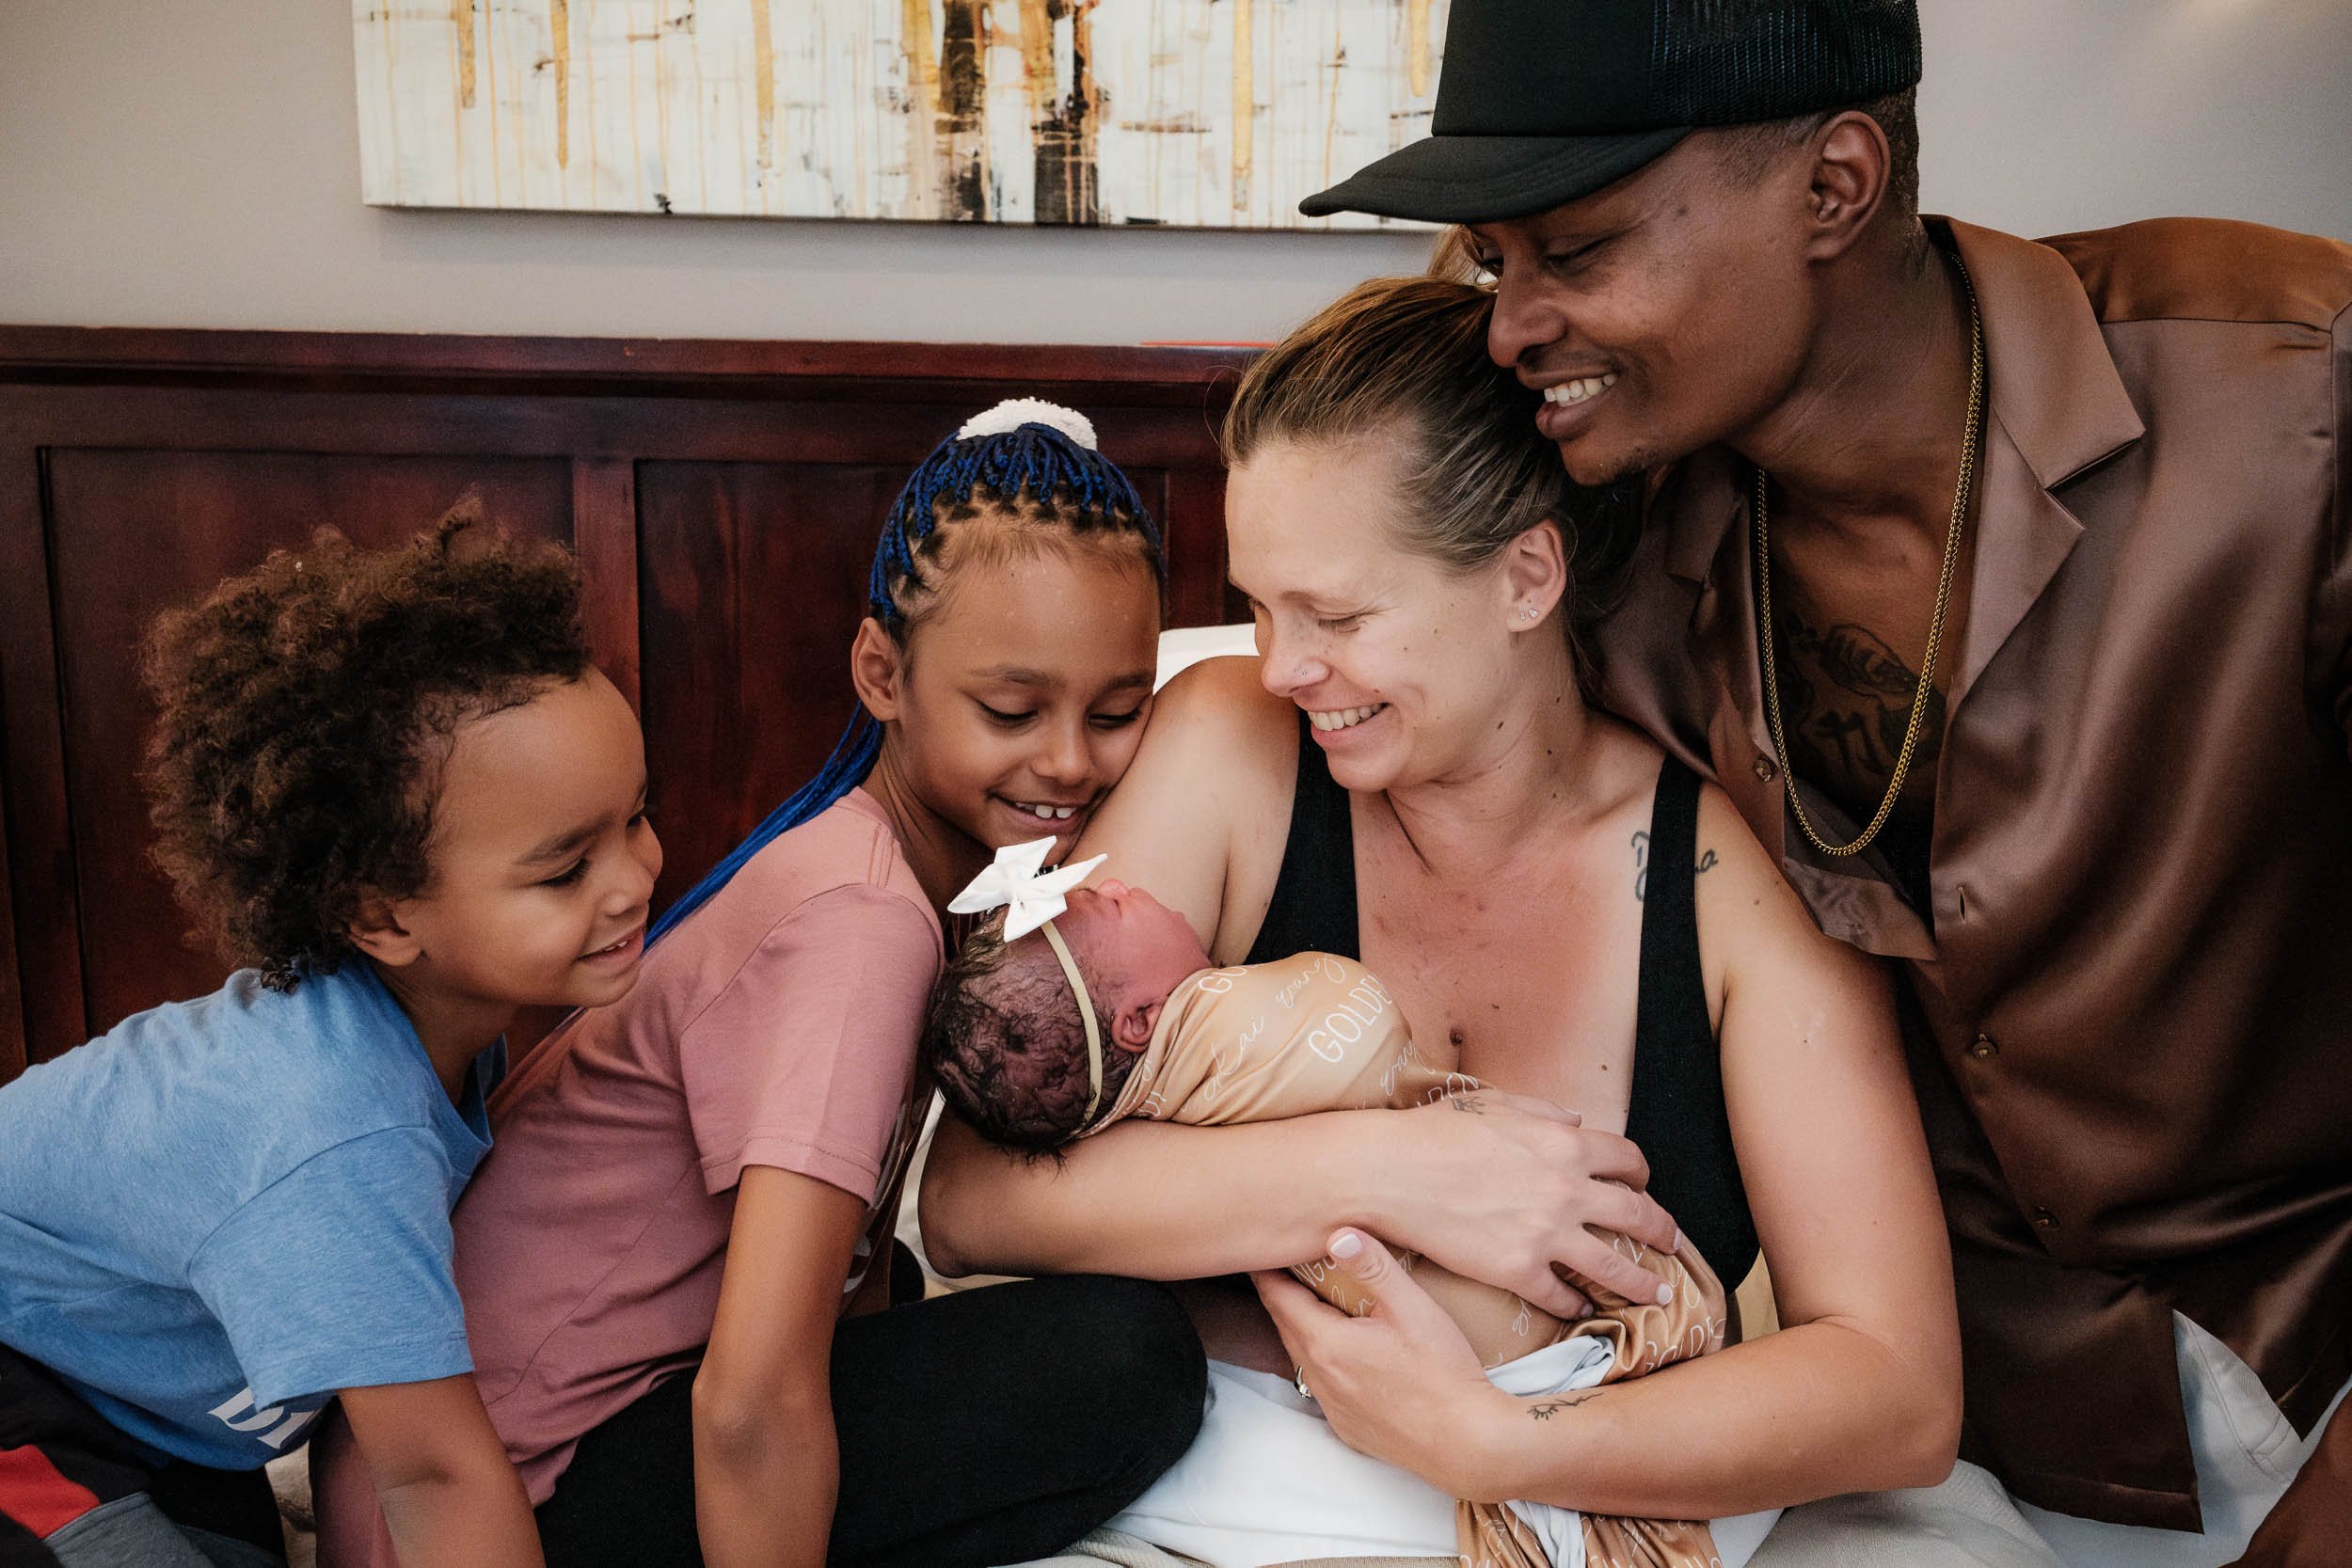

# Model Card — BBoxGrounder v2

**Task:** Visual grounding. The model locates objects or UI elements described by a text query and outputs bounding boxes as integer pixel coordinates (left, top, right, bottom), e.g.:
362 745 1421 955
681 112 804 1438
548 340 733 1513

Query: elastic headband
1040 920 1105 1127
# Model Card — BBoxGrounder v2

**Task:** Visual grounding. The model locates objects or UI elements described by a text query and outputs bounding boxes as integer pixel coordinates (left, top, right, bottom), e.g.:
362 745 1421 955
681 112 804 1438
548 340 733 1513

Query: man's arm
2250 291 2352 1560
338 1375 544 1568
691 1163 867 1568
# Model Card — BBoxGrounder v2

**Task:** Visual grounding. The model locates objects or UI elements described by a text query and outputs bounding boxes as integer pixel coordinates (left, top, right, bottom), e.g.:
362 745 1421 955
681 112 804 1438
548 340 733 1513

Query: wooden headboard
0 326 1253 1081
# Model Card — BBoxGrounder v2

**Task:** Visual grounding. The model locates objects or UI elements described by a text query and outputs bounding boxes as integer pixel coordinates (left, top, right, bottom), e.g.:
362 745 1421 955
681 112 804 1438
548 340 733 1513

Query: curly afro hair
140 507 593 990
923 914 1141 1153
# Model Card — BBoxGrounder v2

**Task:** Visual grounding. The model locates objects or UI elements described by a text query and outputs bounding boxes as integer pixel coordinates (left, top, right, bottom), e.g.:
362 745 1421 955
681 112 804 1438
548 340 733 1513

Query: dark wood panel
43 450 573 1045
0 765 21 1083
0 325 1251 398
636 460 903 913
2 387 1227 469
1163 466 1251 627
0 420 83 1066
573 456 643 709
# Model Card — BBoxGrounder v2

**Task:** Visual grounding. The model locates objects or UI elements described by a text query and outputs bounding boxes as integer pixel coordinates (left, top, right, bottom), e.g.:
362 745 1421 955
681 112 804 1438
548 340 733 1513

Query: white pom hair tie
956 398 1099 451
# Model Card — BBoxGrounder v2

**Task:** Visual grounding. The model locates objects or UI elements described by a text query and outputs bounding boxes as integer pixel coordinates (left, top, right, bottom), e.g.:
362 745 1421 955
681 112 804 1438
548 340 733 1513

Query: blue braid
648 415 1160 946
643 710 880 944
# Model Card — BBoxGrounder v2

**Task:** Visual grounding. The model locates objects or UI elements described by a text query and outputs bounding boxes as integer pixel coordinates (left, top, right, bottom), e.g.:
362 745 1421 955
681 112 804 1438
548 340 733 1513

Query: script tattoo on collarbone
1631 833 1718 903
1772 618 1947 808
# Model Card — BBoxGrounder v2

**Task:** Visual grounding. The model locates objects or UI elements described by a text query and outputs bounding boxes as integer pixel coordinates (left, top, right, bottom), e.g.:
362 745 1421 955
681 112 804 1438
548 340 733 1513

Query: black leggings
534 1274 1206 1568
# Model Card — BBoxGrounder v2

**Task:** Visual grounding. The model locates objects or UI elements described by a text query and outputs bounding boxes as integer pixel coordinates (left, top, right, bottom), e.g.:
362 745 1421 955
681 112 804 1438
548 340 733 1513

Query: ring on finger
1295 1364 1314 1401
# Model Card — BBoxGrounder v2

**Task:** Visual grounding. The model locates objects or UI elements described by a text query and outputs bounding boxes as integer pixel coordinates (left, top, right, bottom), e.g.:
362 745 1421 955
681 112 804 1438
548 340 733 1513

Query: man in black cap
1306 4 2352 1567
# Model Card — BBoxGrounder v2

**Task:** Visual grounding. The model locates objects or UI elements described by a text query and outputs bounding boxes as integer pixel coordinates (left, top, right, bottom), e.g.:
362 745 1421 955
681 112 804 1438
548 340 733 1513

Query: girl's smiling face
858 536 1162 873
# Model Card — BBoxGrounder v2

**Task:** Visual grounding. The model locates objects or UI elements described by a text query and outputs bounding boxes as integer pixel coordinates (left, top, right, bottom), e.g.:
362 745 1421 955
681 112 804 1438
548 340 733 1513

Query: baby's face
1050 880 1212 1011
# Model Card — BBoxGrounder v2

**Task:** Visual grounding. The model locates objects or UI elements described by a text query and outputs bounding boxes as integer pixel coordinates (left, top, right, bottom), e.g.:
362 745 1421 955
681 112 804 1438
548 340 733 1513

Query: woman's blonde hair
1221 276 1636 640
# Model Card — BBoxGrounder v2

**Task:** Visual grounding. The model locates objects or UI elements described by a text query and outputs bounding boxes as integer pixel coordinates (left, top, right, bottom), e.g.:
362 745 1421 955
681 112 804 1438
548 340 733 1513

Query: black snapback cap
1301 0 1921 224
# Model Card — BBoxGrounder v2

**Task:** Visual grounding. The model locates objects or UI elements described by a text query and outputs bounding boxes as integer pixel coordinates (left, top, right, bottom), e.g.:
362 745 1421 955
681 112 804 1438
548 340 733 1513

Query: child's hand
1252 1229 1517 1501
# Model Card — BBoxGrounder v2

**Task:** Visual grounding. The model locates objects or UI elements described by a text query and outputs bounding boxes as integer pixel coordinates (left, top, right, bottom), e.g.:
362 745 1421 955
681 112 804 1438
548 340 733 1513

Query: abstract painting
353 1 1448 229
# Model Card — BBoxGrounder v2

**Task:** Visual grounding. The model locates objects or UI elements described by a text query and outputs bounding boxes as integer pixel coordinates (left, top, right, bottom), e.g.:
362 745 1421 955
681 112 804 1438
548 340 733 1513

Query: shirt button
1968 1033 1998 1060
2032 1207 2059 1229
1752 756 1778 782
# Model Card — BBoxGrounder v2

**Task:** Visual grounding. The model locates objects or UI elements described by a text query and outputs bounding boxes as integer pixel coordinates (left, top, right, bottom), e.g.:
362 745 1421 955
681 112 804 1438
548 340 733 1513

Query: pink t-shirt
312 789 940 1562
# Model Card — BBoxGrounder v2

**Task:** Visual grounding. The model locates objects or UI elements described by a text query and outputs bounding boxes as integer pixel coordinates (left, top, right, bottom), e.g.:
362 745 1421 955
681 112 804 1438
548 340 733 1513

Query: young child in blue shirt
0 517 662 1568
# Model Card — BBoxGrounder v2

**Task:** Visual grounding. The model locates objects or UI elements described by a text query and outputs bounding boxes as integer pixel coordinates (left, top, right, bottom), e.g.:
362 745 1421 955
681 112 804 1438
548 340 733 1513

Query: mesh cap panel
1653 0 1921 124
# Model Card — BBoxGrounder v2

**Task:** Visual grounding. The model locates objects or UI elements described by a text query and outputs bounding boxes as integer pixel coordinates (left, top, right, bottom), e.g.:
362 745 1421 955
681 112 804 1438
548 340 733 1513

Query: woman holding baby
922 277 1962 1567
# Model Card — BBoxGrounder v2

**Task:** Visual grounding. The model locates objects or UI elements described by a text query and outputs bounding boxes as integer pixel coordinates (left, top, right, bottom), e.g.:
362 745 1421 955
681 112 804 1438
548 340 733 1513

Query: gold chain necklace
1753 259 1984 858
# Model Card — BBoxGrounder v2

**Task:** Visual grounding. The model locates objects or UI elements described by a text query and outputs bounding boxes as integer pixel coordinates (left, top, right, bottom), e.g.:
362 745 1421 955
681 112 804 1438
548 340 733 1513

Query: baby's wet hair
141 506 592 990
925 911 1140 1153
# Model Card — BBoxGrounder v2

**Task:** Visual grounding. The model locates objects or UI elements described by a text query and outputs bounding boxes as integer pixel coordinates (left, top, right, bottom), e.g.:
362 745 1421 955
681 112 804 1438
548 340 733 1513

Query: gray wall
3 0 2345 345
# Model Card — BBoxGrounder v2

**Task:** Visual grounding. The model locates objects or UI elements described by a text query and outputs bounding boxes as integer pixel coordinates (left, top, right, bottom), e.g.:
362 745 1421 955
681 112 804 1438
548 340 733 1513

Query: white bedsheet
1110 1350 1779 1568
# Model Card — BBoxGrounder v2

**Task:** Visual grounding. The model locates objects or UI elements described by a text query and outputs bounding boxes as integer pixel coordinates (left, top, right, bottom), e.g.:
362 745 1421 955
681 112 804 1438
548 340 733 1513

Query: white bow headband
949 838 1111 1126
947 836 1103 941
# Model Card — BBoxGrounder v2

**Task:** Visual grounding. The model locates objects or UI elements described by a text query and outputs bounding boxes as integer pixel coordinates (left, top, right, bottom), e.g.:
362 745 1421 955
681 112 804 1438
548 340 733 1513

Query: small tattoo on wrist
1527 1391 1603 1420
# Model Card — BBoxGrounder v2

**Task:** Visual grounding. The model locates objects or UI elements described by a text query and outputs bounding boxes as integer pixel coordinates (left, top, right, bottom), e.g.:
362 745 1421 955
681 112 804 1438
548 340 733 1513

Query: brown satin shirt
1592 215 2352 1530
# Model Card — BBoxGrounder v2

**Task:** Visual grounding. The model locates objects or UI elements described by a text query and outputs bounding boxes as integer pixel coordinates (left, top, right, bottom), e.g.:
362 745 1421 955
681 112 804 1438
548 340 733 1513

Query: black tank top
1245 716 1759 1280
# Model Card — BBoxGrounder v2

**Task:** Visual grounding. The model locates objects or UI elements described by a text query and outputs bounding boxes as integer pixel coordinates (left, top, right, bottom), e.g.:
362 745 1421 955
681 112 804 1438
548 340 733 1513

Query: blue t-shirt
0 963 500 1469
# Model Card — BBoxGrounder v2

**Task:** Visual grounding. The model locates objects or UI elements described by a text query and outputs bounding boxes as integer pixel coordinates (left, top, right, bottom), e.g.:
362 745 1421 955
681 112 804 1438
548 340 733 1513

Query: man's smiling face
1470 131 1825 487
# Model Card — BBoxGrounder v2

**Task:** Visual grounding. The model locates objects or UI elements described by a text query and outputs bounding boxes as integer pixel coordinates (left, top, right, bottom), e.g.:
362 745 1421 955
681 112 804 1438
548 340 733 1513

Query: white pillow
1155 623 1256 690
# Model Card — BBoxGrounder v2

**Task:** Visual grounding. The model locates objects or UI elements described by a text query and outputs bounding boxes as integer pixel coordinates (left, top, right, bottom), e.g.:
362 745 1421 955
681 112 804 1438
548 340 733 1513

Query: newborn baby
926 877 1731 1568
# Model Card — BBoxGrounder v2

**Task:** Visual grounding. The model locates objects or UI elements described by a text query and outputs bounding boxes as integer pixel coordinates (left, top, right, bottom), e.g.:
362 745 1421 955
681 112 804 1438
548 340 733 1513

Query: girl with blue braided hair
312 402 1205 1568
652 397 1167 944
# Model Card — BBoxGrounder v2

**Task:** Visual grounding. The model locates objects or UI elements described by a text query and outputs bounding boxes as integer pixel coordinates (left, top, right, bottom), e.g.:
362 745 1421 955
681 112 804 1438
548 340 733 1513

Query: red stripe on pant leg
0 1446 102 1541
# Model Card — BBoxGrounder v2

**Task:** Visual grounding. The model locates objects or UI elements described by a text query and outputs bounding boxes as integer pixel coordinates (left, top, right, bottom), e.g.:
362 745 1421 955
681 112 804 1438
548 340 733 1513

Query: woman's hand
1377 1089 1680 1318
1252 1229 1519 1501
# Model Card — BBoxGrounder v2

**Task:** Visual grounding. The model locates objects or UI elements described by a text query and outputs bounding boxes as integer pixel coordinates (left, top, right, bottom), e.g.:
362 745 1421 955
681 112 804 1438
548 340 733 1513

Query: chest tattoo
1772 617 1947 807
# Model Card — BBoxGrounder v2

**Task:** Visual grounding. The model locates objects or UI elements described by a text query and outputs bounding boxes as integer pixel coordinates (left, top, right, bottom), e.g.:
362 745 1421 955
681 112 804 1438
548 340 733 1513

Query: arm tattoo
1528 1390 1606 1420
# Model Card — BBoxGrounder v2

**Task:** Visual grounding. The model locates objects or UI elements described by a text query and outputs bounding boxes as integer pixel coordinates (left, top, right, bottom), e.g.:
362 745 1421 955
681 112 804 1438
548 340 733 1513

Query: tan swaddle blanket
1085 951 1728 1568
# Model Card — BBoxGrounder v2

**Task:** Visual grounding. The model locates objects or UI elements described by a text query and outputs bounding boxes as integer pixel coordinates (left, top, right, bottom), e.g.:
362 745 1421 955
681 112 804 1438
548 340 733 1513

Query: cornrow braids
868 419 1164 633
648 406 1164 945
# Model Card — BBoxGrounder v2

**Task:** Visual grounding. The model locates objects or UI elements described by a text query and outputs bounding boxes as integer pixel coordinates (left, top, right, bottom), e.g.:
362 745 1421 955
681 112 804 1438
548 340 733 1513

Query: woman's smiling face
876 539 1162 863
1226 436 1523 795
